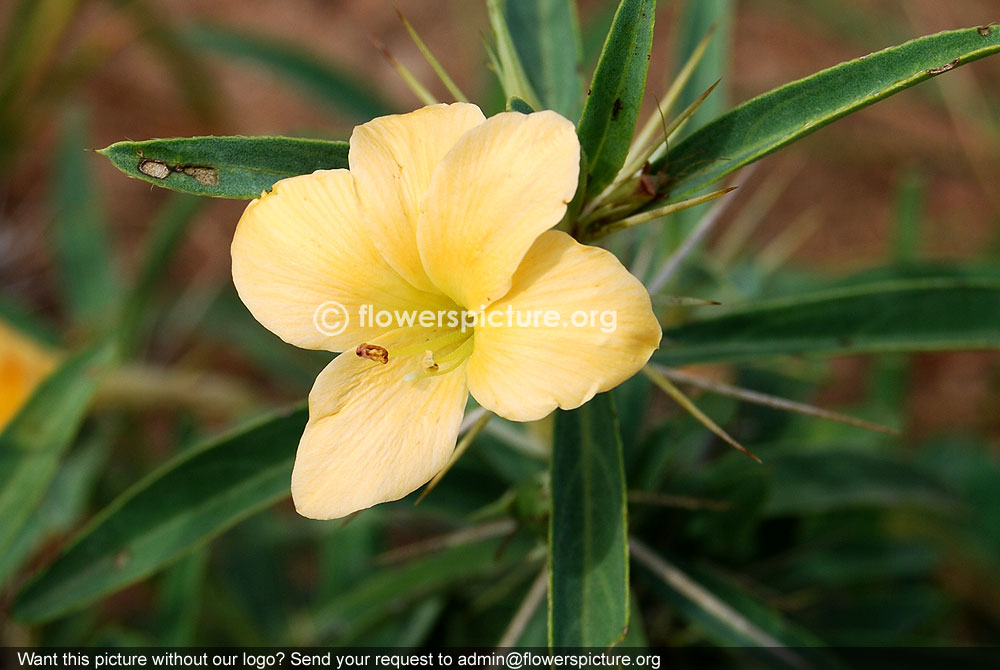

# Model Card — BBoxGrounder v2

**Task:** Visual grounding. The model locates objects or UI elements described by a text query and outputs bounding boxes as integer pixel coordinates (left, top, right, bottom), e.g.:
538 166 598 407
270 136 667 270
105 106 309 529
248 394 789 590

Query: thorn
658 366 900 436
369 35 439 106
594 185 737 239
644 365 762 463
394 6 469 102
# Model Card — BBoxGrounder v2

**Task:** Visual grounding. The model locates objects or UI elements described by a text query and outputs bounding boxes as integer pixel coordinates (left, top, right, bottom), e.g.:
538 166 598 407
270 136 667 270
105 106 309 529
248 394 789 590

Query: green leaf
157 548 208 646
631 540 829 664
0 296 60 347
655 0 734 258
486 0 542 110
52 109 119 325
311 533 531 643
0 342 114 552
12 406 306 624
318 512 382 601
184 24 393 121
577 0 655 198
891 168 925 263
98 136 349 199
763 450 956 516
657 25 1000 198
655 278 1000 366
774 539 939 590
673 0 731 131
506 96 536 114
548 393 629 647
921 440 1000 564
504 0 583 119
0 439 106 588
118 194 203 353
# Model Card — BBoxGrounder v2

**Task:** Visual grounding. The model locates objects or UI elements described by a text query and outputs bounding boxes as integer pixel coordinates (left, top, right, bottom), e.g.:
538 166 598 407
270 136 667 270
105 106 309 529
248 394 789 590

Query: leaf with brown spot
100 136 349 199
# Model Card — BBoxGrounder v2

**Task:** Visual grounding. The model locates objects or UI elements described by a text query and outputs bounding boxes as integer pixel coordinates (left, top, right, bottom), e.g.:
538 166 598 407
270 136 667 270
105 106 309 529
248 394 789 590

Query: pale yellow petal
467 231 661 422
418 110 580 309
0 322 58 428
232 169 452 352
292 328 470 519
350 103 487 293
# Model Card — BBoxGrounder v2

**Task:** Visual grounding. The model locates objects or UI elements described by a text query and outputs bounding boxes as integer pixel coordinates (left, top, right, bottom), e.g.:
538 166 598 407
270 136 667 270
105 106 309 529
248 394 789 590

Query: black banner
3 647 1000 670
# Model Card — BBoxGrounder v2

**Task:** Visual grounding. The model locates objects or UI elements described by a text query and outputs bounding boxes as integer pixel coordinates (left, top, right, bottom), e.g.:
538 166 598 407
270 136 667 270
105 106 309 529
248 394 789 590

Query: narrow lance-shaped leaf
655 25 1000 198
504 0 583 119
98 136 349 199
118 194 203 354
673 0 731 131
13 406 307 624
655 277 1000 366
52 109 119 326
577 0 655 198
0 341 115 552
486 0 542 109
549 392 629 647
0 439 106 588
183 24 393 121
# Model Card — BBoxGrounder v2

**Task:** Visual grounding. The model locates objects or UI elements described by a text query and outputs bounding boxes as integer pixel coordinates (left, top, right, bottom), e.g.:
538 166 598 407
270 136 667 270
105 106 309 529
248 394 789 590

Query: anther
356 343 389 364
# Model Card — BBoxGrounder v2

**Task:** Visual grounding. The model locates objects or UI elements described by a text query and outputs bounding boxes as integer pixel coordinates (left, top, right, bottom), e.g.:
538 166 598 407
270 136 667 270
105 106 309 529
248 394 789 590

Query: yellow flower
0 321 58 429
232 103 661 519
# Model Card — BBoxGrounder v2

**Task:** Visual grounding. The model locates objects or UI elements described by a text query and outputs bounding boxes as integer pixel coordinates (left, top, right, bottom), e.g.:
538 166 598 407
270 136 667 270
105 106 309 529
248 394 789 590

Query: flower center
354 328 474 381
402 335 474 381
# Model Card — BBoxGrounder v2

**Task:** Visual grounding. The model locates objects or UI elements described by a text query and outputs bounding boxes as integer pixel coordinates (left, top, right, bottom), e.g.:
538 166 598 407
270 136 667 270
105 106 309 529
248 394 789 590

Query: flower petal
292 328 470 519
351 103 487 293
232 169 451 352
467 231 661 422
0 322 58 428
418 110 580 309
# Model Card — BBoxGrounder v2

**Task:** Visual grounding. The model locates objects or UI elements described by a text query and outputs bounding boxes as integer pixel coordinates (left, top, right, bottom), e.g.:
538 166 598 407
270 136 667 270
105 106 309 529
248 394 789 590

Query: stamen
402 337 474 382
356 343 389 364
421 350 439 372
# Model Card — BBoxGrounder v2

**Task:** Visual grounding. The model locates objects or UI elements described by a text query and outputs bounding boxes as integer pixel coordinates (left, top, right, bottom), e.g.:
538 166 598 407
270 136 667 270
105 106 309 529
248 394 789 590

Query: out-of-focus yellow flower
231 103 661 519
0 321 58 429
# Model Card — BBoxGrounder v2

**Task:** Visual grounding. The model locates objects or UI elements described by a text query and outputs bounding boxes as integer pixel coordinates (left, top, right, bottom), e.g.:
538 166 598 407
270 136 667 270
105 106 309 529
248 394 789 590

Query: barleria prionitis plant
4 0 1000 657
